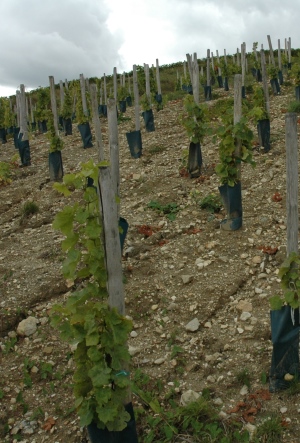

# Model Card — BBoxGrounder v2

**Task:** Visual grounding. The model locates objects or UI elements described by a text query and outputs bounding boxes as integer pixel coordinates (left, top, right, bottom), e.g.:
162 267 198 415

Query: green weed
255 416 283 443
147 200 179 221
236 368 251 389
199 193 222 213
20 200 39 224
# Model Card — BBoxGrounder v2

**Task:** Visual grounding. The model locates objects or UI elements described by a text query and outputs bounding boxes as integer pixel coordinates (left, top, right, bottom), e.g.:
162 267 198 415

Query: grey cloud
0 0 122 90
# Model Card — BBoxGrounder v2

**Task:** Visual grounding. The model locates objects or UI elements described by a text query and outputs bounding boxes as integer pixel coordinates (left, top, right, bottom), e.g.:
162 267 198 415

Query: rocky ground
0 83 300 442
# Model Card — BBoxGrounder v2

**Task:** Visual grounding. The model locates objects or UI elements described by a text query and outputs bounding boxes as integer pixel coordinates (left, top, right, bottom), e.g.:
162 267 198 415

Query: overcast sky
0 0 299 97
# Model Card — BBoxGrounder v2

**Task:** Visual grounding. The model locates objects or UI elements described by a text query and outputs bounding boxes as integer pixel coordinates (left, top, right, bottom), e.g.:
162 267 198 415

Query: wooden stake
206 49 211 87
79 74 88 118
49 76 59 135
216 50 222 76
186 54 193 82
156 59 162 95
113 67 118 101
59 80 64 113
133 65 140 131
16 91 20 127
267 35 276 66
278 40 282 71
144 63 151 104
234 74 242 180
107 98 120 219
19 85 28 141
103 74 107 105
285 113 299 255
90 84 104 162
241 42 246 87
192 53 199 105
260 49 270 116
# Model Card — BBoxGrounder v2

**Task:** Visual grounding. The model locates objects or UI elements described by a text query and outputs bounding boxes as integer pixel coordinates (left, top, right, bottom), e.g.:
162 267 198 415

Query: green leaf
78 399 94 427
62 249 81 278
88 365 111 387
52 205 76 235
53 182 71 196
270 295 283 310
149 399 162 413
61 232 79 251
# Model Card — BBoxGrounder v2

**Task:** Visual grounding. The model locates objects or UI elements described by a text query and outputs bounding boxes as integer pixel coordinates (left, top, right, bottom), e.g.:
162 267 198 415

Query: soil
0 84 300 443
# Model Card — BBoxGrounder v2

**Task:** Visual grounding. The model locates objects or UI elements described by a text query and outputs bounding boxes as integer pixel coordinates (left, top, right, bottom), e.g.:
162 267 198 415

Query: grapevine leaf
52 205 76 235
269 295 283 310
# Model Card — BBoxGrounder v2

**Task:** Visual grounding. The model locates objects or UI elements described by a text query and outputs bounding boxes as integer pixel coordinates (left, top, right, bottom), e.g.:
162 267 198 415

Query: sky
0 0 299 97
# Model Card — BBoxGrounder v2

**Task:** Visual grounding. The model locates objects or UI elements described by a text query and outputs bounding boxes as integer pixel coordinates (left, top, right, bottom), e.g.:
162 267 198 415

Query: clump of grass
236 368 251 389
199 193 222 213
20 200 39 224
147 200 179 221
287 100 300 113
255 416 283 443
148 145 166 155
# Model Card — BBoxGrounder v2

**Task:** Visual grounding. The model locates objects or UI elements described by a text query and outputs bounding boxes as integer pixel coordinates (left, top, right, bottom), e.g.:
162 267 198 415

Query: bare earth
0 85 300 442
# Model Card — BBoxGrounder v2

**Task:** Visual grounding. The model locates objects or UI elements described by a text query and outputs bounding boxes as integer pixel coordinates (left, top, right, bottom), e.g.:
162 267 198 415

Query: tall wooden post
267 35 276 66
108 98 120 219
278 40 282 71
133 65 140 131
90 84 104 162
113 67 118 101
241 42 246 88
285 113 299 255
19 85 28 141
192 52 199 105
260 49 270 116
288 37 292 64
206 49 211 87
79 74 88 118
234 74 242 181
16 91 20 127
49 76 59 135
59 80 64 114
216 50 222 77
144 63 151 104
155 59 162 95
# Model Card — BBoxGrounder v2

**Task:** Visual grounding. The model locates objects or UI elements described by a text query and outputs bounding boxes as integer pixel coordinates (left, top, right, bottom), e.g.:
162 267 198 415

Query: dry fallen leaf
42 417 56 431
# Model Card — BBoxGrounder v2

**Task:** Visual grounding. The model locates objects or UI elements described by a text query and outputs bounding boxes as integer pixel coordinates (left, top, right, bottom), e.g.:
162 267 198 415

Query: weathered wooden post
234 74 242 180
17 85 31 167
113 67 118 102
288 37 292 68
192 52 200 105
142 63 155 131
269 113 300 393
267 35 276 66
49 76 63 180
285 113 299 255
80 73 89 118
216 50 223 88
87 86 137 443
125 65 142 158
260 48 271 116
219 75 243 231
278 39 283 84
205 49 211 100
241 42 246 98
59 81 64 111
155 58 163 108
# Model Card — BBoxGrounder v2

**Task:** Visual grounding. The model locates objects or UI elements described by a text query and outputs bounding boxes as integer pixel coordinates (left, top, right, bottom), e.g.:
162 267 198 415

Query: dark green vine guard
51 160 137 437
